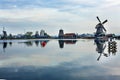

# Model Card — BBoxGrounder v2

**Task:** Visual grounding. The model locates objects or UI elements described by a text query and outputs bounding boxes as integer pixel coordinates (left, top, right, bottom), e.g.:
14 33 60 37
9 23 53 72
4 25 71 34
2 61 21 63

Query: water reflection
18 40 49 47
58 40 77 48
58 40 64 48
40 40 49 47
94 39 117 61
19 40 77 48
108 41 117 56
0 39 120 80
3 42 7 52
35 40 39 46
1 42 12 52
0 39 118 61
24 41 33 46
9 42 12 46
3 42 7 49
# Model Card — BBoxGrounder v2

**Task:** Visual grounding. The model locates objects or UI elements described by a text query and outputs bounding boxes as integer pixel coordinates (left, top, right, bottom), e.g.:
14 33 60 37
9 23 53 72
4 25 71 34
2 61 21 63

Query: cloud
0 0 120 34
0 0 68 9
103 0 120 7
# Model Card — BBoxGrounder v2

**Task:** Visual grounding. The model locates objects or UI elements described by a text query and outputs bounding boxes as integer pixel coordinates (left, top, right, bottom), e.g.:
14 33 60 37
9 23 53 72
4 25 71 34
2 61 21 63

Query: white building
40 29 45 36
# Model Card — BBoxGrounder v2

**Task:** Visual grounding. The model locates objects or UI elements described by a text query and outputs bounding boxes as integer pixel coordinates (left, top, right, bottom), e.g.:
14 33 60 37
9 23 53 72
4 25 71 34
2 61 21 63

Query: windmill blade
102 20 108 24
102 26 107 32
103 44 106 50
97 53 102 61
96 16 101 23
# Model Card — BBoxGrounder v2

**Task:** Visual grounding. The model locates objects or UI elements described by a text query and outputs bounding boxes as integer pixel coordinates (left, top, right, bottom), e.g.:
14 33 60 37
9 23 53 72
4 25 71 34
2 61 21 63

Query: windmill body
95 23 105 37
95 16 107 38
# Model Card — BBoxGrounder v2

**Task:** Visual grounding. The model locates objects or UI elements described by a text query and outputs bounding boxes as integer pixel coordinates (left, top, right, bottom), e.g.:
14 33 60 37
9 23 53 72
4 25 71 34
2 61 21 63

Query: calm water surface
0 39 120 80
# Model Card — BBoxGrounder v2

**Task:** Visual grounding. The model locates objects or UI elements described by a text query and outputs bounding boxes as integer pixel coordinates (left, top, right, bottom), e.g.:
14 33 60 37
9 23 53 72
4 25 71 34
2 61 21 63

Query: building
35 31 39 38
40 29 45 36
58 29 64 38
64 33 76 39
58 29 77 39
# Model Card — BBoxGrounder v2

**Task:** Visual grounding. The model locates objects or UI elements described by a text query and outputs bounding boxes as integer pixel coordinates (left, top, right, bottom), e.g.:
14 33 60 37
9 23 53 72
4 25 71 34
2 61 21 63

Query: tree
25 32 33 39
35 31 39 38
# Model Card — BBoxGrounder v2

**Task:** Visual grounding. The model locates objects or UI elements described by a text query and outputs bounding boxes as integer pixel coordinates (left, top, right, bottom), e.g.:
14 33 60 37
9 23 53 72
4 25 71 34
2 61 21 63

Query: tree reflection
9 42 12 46
24 41 33 46
20 40 49 48
35 40 39 47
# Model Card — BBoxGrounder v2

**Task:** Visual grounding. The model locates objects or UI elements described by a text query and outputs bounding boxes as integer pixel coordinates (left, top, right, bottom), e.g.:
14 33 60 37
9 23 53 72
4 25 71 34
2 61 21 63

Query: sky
0 0 120 35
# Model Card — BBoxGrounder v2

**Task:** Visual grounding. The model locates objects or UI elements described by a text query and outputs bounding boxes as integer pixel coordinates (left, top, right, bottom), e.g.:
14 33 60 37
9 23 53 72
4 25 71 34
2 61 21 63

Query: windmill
2 27 7 39
95 16 108 38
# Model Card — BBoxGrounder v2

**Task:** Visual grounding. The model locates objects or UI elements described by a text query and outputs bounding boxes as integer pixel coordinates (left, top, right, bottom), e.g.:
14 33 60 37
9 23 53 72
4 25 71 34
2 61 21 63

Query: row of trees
24 31 50 39
1 30 51 39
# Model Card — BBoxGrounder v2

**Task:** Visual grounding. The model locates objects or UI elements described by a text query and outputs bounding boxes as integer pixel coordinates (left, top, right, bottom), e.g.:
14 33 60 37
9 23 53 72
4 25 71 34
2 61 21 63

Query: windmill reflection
94 39 108 61
1 41 12 52
58 40 77 48
94 38 117 61
58 40 64 48
3 42 7 52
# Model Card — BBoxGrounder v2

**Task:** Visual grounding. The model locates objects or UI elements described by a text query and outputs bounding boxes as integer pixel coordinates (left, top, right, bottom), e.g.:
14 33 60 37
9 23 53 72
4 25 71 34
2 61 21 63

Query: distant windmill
2 27 7 39
95 16 108 38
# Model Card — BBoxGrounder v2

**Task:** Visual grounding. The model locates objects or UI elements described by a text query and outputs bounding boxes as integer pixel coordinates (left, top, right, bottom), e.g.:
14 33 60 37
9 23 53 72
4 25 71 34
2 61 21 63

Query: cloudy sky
0 0 120 35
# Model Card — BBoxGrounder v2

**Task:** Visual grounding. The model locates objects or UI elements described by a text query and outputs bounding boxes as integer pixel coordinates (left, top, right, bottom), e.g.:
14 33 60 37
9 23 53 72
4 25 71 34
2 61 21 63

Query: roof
64 33 76 35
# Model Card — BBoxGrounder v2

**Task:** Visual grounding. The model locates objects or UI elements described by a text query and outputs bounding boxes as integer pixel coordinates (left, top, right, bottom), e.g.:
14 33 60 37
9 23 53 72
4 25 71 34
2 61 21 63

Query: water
0 39 120 80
